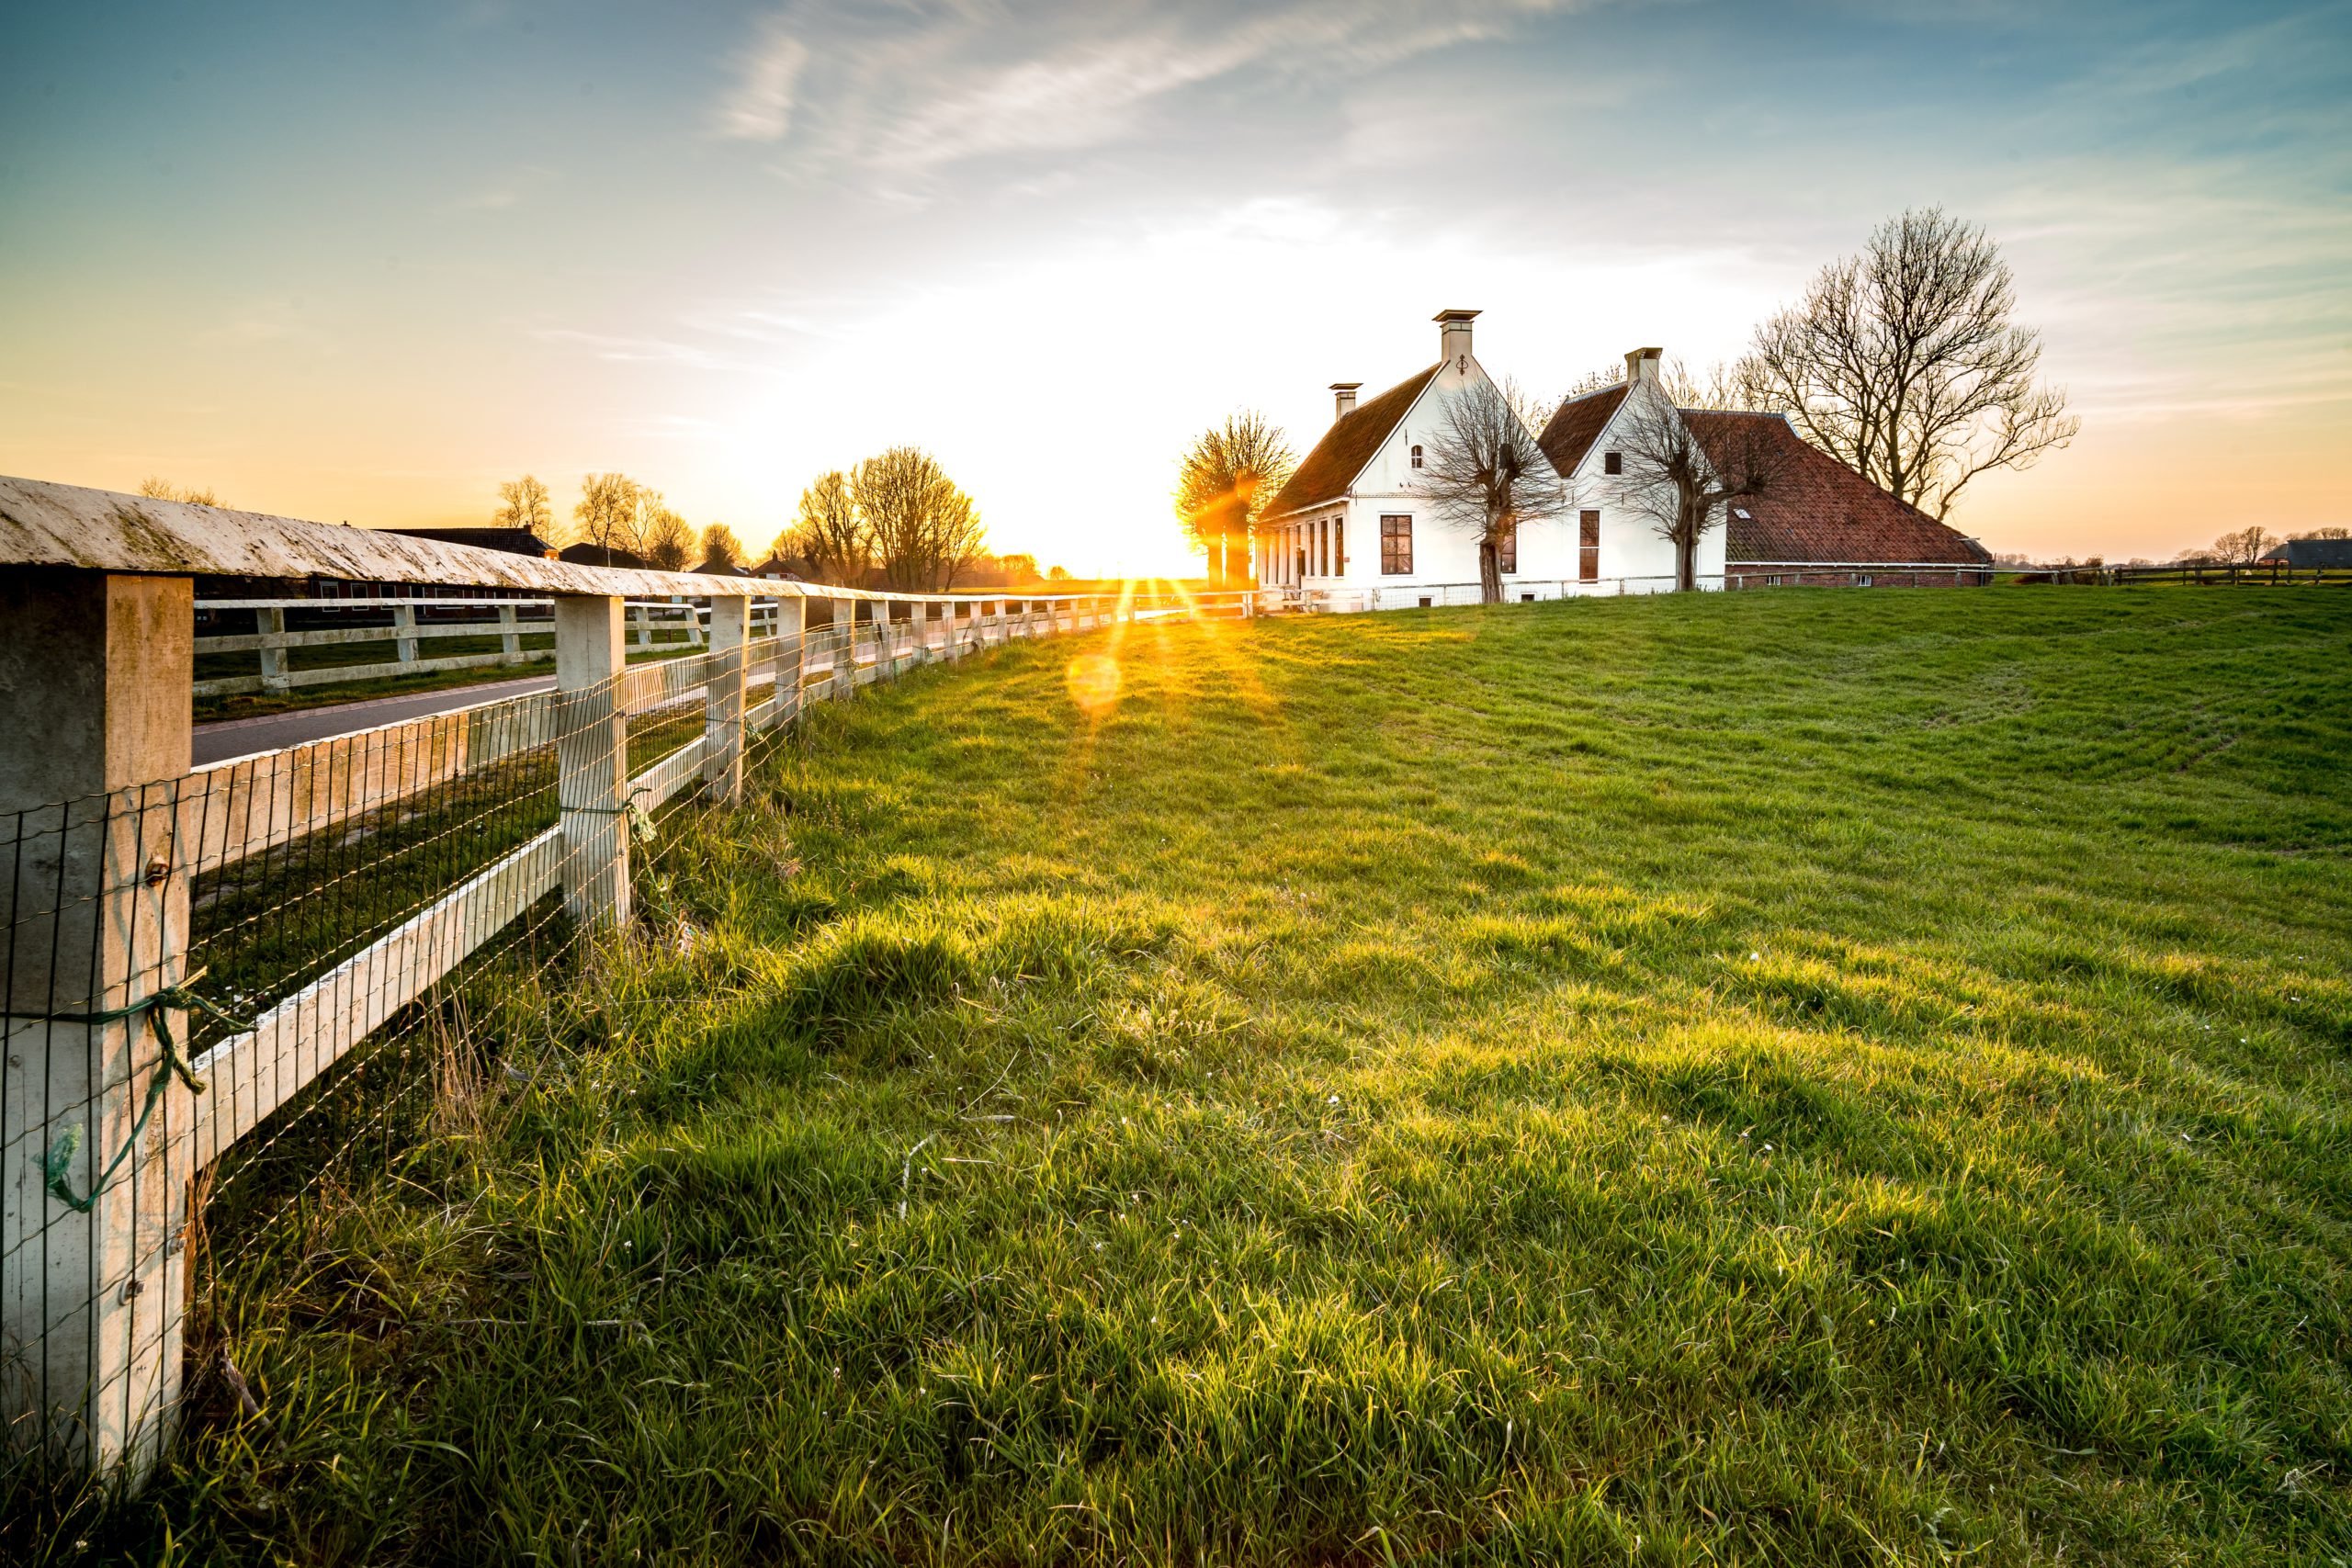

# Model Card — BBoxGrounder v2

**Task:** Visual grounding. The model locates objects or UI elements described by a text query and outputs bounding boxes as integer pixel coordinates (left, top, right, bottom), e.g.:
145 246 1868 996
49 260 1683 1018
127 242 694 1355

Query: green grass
28 587 2352 1564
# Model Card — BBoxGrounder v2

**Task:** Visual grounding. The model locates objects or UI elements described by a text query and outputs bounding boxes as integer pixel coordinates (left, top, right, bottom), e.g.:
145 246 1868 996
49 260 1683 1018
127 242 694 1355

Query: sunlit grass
24 586 2352 1564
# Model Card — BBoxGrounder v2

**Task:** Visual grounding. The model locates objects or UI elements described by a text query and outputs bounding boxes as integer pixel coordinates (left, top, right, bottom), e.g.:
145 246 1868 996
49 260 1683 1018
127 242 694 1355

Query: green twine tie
30 966 245 1213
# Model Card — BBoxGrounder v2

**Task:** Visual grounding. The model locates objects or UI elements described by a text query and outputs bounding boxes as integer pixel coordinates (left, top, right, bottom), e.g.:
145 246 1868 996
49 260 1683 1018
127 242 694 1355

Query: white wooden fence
0 474 1240 1483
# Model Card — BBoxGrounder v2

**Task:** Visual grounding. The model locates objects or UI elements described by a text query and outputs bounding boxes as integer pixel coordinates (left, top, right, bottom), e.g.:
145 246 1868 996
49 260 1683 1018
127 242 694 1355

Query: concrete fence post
497 604 521 661
390 603 419 664
1 569 195 1483
702 598 747 804
769 596 806 728
256 605 290 690
554 596 629 929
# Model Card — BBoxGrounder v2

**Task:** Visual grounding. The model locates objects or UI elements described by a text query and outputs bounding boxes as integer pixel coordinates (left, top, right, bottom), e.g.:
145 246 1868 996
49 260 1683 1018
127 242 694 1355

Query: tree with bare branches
856 446 986 592
138 477 223 506
495 475 555 540
1414 378 1570 604
1175 412 1295 586
639 493 694 570
778 470 870 584
699 522 745 570
574 473 647 556
2210 525 2280 566
1738 208 2078 520
1611 398 1798 591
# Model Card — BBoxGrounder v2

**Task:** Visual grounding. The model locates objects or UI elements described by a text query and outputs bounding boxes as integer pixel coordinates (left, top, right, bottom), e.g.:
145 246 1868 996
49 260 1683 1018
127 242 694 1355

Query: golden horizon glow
3 5 2344 573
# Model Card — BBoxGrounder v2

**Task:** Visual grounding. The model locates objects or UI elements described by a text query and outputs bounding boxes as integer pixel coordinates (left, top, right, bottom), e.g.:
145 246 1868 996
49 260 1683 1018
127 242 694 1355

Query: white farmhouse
1252 311 1713 605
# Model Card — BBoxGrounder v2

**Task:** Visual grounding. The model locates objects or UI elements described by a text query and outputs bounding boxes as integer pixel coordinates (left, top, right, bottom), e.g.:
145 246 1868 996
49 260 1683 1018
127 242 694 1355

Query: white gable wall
1260 357 1724 602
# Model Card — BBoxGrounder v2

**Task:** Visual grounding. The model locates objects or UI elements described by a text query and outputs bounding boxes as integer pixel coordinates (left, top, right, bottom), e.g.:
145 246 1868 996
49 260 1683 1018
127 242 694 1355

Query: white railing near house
1265 563 1996 611
0 474 1241 1483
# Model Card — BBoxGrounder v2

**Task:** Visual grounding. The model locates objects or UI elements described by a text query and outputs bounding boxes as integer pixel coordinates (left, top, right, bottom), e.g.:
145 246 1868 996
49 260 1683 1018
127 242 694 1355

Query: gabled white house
1252 311 1720 604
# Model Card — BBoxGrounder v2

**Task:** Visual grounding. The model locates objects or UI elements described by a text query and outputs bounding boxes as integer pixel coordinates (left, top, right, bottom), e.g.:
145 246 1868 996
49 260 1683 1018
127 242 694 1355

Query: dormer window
1409 444 1423 469
1603 451 1623 475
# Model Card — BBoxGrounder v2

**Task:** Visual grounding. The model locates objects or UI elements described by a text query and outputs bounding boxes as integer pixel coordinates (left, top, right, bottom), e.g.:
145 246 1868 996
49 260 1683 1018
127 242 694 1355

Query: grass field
28 586 2352 1564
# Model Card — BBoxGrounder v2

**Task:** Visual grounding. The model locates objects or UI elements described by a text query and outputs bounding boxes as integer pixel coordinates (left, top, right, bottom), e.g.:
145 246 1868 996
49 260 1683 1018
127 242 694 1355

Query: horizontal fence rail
0 477 1251 1485
1269 564 1996 611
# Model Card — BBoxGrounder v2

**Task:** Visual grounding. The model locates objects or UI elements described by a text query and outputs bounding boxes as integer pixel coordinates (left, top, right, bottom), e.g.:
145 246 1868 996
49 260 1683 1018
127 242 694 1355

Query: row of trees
771 447 988 592
481 448 989 589
1176 208 2085 600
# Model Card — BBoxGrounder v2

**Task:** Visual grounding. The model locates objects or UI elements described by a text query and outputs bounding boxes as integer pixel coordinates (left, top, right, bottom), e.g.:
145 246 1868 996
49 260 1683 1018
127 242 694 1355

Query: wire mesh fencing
2 584 1231 1481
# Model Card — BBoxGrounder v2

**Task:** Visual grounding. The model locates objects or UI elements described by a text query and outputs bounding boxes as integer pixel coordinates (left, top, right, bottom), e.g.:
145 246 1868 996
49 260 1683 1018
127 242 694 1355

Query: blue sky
2 0 2345 571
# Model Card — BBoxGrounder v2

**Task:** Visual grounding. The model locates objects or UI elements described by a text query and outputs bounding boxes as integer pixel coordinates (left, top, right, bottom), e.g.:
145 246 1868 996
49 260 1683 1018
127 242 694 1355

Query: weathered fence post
554 596 629 929
390 603 419 664
256 605 290 690
497 604 521 661
1 568 194 1483
768 595 805 728
702 597 747 804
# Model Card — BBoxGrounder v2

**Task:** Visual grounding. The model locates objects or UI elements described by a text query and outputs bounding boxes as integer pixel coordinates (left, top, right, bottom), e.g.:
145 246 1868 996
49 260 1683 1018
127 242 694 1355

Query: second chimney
1624 345 1664 384
1330 382 1362 421
1435 308 1480 367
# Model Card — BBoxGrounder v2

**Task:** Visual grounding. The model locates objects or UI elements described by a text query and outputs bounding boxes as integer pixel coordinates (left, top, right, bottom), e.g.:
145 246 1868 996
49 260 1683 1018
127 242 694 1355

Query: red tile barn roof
1681 410 1992 565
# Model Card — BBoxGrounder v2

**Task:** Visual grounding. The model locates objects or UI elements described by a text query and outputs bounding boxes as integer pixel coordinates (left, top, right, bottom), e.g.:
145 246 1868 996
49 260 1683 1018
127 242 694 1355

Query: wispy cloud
718 17 809 141
720 0 1589 170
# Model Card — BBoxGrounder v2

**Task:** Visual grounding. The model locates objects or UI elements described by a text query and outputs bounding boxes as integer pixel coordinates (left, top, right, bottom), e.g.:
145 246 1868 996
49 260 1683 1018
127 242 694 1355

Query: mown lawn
36 586 2352 1564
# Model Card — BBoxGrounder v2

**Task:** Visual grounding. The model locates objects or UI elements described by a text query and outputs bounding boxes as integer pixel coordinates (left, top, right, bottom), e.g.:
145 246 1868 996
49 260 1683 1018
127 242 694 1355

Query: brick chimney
1624 345 1664 384
1436 309 1479 367
1330 382 1362 421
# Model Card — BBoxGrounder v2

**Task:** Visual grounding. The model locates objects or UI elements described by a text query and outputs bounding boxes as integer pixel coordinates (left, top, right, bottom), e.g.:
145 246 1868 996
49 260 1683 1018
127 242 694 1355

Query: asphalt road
191 674 557 766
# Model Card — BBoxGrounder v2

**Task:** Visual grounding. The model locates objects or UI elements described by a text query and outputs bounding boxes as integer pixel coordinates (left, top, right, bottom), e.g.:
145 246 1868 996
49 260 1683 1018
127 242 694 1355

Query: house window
1497 522 1517 575
1332 517 1345 574
1381 514 1414 575
1578 510 1600 582
1603 451 1623 476
1418 596 1432 608
1410 444 1423 470
1521 592 1535 604
1855 573 1874 588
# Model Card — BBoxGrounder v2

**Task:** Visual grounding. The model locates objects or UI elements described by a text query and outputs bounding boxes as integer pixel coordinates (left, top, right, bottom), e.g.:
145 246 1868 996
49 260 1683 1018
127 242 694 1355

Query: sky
1 0 2346 577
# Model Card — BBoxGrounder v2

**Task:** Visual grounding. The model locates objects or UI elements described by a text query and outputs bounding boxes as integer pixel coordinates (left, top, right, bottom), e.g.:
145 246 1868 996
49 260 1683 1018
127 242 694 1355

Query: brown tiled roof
1682 412 1992 565
1535 382 1631 478
1259 364 1441 520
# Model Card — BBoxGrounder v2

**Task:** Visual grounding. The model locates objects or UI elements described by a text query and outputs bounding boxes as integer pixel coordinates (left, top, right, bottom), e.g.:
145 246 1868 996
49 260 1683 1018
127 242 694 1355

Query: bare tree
1414 377 1570 604
856 446 987 592
1561 357 1758 412
495 475 556 540
699 522 745 570
779 470 871 584
137 477 224 506
1613 399 1798 592
1739 208 2078 519
639 493 694 571
2291 525 2350 541
2211 525 2280 567
1175 412 1295 587
574 473 646 555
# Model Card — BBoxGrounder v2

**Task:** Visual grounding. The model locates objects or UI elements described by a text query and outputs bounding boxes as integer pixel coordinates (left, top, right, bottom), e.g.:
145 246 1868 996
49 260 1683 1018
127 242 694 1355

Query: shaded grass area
28 587 2352 1563
191 636 707 724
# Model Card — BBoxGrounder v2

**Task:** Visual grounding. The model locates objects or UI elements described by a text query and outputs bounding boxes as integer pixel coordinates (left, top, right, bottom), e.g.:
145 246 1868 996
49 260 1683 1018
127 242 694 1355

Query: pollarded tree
857 446 986 592
1175 412 1295 587
1611 397 1796 592
1415 377 1570 604
1739 208 2078 520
